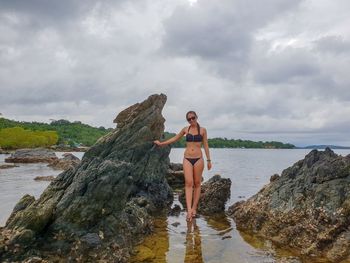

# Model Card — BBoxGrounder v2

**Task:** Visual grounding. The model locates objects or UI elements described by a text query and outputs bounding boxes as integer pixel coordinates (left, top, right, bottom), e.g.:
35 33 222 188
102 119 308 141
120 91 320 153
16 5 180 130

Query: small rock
179 174 231 215
47 153 80 170
168 204 181 216
5 148 58 163
171 222 180 227
34 175 55 181
0 164 19 169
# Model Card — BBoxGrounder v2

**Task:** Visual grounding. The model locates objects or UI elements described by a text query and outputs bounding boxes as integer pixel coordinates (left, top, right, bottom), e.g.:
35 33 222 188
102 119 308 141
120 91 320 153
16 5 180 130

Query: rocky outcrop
228 148 350 262
179 174 231 215
0 94 173 262
47 153 80 170
5 148 58 163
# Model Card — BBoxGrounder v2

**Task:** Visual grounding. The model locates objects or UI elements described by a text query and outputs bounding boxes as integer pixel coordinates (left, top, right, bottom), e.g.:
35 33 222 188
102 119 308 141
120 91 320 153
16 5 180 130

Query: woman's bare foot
186 210 193 222
191 208 198 218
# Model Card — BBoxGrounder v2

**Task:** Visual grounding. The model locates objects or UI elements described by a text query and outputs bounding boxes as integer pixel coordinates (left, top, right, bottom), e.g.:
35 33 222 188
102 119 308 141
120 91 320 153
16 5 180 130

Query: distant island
297 145 350 149
163 132 295 149
0 117 295 149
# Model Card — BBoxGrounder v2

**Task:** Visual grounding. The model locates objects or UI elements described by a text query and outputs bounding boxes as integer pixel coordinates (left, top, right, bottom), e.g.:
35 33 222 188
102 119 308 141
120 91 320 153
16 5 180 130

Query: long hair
186 111 198 120
186 111 200 130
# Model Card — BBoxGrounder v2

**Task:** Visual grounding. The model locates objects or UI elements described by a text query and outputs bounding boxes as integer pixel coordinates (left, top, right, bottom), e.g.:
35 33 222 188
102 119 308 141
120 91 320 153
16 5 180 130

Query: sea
1 148 349 262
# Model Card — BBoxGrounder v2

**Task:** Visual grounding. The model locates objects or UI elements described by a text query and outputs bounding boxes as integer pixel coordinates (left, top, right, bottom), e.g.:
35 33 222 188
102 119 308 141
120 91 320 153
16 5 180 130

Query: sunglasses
187 116 196 122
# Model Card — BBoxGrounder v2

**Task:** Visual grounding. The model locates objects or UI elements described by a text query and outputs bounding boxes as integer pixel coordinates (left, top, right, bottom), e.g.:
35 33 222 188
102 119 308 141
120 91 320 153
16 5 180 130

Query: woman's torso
183 124 203 158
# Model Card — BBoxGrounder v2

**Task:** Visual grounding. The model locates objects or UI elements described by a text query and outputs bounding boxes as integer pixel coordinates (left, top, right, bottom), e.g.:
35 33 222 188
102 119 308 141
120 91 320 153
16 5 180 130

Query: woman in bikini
153 111 212 221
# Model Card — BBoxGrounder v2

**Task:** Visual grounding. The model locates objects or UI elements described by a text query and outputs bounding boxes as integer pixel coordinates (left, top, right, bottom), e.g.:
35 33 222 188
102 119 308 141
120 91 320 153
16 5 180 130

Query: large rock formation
228 148 350 262
0 94 173 262
179 174 231 215
5 148 58 163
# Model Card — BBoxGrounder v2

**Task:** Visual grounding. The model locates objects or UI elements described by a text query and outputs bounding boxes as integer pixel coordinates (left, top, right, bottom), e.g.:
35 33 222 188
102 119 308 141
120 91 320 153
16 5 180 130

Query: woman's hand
153 140 164 147
207 161 212 170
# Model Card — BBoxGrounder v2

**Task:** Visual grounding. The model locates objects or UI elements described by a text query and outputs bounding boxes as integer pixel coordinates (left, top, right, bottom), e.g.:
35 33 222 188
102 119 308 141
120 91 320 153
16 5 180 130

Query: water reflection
130 195 278 263
130 216 169 262
184 219 203 263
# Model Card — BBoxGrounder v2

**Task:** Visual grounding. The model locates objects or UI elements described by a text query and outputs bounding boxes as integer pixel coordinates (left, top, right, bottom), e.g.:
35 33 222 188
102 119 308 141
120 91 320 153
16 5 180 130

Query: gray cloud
314 35 350 54
0 0 349 146
160 0 303 80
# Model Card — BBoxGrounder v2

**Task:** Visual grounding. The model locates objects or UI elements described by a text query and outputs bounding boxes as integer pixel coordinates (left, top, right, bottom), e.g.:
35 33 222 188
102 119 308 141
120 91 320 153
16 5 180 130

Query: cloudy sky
0 0 349 146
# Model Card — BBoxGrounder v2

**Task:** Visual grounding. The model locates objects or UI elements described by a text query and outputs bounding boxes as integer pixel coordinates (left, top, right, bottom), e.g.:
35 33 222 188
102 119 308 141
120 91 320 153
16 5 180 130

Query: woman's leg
192 157 204 215
183 158 194 219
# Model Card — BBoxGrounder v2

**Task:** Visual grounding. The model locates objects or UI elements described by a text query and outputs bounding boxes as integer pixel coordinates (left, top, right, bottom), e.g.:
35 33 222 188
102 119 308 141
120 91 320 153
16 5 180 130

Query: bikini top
185 123 203 142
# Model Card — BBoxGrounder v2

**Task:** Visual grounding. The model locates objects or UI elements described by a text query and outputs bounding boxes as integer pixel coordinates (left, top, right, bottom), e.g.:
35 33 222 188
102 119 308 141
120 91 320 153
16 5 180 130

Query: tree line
163 132 295 149
0 117 112 149
0 117 295 149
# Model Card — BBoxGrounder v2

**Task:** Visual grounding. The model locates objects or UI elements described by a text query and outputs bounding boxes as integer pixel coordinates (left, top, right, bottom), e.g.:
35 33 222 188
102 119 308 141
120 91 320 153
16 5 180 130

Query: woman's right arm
154 127 185 146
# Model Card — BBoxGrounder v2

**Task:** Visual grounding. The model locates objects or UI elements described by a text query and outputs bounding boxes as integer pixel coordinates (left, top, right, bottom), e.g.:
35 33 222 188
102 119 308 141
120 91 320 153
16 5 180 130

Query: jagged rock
0 163 19 169
5 194 35 226
228 147 350 262
179 174 231 215
0 94 173 262
270 173 280 182
47 153 80 170
5 148 58 163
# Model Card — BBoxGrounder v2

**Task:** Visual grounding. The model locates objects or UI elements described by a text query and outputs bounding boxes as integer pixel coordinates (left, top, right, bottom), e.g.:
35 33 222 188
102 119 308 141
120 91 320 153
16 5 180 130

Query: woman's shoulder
182 126 189 134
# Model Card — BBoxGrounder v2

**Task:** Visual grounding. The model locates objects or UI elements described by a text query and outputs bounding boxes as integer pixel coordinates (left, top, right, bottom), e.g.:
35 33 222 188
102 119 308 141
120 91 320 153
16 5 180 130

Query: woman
153 111 212 221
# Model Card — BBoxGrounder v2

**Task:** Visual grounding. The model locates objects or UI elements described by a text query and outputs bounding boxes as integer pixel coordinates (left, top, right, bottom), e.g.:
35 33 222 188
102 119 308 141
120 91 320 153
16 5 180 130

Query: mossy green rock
0 93 173 262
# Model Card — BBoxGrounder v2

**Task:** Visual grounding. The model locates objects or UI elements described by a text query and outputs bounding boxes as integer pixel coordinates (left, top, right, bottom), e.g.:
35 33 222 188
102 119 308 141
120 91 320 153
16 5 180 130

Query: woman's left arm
202 128 212 170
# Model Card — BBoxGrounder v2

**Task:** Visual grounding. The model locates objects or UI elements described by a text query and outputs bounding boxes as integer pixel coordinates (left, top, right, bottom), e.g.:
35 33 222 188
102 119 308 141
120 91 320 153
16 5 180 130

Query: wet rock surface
0 93 173 262
179 174 231 215
47 153 80 170
228 148 350 262
4 148 58 163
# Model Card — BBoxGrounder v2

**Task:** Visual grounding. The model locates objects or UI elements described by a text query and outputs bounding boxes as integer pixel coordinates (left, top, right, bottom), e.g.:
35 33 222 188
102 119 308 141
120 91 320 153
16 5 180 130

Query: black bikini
184 123 203 166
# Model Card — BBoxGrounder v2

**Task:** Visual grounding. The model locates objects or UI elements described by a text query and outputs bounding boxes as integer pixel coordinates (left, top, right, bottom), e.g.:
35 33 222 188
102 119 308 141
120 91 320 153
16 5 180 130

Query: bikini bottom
184 157 202 166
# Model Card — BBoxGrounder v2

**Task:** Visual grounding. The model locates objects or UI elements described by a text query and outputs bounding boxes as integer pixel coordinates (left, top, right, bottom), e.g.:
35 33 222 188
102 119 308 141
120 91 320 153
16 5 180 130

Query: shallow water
132 148 350 263
0 151 85 226
1 148 350 262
